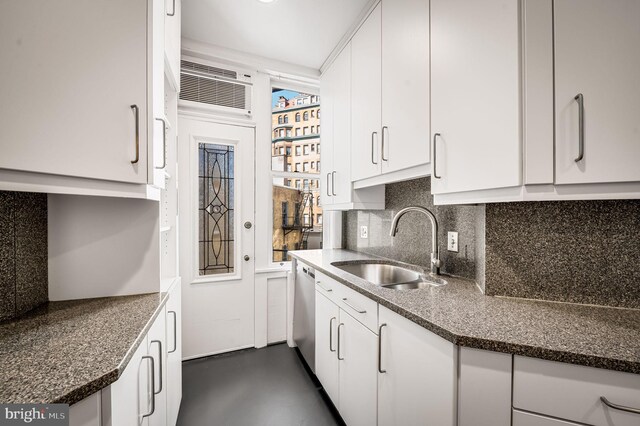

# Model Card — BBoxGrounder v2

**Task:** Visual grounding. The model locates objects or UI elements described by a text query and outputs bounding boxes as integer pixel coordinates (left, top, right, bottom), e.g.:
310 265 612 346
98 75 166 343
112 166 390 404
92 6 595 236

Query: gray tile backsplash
485 200 640 309
344 178 485 285
0 191 48 321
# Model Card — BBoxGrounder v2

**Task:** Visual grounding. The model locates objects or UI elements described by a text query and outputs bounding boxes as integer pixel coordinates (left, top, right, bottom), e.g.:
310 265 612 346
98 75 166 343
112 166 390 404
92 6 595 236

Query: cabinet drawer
315 271 341 305
335 282 378 333
513 356 640 426
513 410 581 426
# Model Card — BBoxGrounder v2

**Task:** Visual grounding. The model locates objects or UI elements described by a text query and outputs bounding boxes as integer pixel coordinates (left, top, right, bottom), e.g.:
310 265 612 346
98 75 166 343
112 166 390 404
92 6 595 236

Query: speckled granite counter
0 292 168 404
290 249 640 375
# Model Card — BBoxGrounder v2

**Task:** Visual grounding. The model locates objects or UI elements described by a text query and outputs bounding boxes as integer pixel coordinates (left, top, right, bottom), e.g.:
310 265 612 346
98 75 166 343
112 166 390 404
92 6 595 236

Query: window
317 109 320 118
198 143 234 276
317 214 323 225
317 126 320 134
271 87 322 262
278 115 283 124
311 126 315 134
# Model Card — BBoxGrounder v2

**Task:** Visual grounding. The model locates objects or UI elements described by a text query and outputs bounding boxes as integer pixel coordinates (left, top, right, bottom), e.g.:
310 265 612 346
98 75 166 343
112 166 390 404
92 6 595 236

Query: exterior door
179 118 255 359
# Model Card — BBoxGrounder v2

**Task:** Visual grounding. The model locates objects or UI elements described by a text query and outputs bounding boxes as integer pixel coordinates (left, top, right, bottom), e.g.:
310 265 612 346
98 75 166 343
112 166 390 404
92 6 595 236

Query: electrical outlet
360 225 368 239
447 231 459 252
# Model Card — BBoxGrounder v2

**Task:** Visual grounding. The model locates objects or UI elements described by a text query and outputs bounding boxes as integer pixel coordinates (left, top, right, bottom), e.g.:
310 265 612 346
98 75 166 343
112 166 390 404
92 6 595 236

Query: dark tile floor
177 344 342 426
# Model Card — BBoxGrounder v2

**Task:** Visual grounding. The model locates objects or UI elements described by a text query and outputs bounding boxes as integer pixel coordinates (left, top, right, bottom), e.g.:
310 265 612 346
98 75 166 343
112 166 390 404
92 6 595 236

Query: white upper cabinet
430 0 522 195
554 0 640 185
320 47 338 207
351 3 383 182
381 0 430 175
164 0 182 91
0 0 171 199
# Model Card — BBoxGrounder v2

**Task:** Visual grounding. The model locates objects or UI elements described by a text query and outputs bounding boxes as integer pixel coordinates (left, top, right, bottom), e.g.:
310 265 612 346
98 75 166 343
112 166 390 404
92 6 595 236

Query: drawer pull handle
168 311 177 353
337 323 344 360
130 105 140 164
150 340 163 394
141 355 155 418
378 323 387 374
317 282 332 292
154 118 167 169
329 317 336 352
574 93 585 162
342 298 366 314
601 396 640 415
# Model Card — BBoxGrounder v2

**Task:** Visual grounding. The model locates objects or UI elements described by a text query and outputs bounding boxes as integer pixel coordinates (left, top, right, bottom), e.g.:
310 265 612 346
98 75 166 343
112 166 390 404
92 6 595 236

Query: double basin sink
332 261 447 290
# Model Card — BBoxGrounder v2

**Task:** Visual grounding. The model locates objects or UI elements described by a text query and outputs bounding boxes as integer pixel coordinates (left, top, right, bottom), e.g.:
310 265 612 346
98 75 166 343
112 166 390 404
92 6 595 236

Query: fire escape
282 185 314 251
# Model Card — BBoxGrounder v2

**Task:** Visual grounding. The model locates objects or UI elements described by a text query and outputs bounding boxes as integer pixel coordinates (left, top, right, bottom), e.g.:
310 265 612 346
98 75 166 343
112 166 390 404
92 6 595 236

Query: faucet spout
389 206 441 275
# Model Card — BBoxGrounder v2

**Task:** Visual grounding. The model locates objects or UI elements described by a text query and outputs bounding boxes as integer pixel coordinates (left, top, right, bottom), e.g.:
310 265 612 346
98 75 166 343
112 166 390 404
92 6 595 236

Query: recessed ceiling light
257 0 276 3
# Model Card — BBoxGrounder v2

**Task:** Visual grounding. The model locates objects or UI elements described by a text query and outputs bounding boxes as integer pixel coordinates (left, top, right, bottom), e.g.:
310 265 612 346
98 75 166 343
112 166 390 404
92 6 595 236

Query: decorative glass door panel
198 143 235 276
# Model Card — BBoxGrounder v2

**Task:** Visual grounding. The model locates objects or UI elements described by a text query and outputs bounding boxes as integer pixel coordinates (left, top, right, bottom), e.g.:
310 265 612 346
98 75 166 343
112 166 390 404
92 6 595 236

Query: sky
272 89 300 108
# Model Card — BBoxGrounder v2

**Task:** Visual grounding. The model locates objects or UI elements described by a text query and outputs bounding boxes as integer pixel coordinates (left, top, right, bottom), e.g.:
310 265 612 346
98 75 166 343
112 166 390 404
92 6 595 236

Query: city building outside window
295 128 301 136
303 111 309 121
295 163 300 172
278 115 283 124
303 127 309 135
303 145 310 155
295 112 300 122
303 162 309 172
284 115 288 124
295 146 301 155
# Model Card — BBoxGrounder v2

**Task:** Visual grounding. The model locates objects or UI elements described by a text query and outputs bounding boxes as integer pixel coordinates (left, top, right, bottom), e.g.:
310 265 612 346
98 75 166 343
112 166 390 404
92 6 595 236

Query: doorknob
244 221 252 229
244 255 250 261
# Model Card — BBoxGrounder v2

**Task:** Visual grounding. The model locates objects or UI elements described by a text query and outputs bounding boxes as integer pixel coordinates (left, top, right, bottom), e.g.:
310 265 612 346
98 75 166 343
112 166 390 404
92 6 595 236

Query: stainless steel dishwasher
293 261 315 372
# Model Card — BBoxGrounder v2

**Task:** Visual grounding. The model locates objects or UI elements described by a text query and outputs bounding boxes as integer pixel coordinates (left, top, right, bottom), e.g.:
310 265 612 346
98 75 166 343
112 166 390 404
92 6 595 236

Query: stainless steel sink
332 262 447 290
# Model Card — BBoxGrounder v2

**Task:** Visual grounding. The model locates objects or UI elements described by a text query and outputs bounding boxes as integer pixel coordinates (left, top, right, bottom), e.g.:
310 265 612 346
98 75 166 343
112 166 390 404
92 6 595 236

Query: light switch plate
447 231 459 252
360 225 368 239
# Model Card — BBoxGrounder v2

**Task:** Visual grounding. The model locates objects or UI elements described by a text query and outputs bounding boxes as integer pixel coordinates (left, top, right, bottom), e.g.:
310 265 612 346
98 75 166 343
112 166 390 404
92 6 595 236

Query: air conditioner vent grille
179 61 249 111
180 60 237 79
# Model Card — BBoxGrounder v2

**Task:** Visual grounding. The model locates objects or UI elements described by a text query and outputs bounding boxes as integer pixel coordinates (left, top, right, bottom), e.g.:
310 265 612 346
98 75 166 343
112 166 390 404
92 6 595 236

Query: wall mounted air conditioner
179 59 253 117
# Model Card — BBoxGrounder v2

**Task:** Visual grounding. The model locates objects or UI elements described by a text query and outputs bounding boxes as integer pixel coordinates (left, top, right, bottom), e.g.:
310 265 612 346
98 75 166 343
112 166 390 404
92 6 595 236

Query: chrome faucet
389 206 442 275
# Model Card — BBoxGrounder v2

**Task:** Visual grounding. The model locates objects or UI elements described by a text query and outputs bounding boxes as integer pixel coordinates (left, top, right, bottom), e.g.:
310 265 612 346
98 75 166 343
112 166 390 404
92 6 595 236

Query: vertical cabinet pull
168 311 177 353
326 173 331 196
150 340 163 394
154 118 167 169
381 126 389 161
371 132 378 165
141 355 155 418
331 171 336 196
130 105 140 164
433 133 442 179
574 93 585 162
329 317 336 352
378 323 387 374
337 323 345 360
167 0 176 16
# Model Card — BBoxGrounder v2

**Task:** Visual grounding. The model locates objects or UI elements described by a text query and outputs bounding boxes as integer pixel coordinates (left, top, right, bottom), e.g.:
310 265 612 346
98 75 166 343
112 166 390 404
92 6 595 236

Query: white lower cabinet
315 291 340 407
338 310 378 426
166 280 183 426
147 307 167 426
513 410 582 426
378 305 456 426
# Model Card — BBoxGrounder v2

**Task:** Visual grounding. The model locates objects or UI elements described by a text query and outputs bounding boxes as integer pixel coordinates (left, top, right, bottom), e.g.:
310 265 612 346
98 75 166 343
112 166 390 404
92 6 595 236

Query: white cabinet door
148 307 167 426
0 0 149 184
381 0 430 174
378 305 456 426
315 291 340 406
351 3 382 182
554 0 640 185
164 0 182 91
166 281 182 426
152 0 167 189
338 310 377 426
331 44 353 205
320 54 336 207
103 335 152 426
430 0 521 194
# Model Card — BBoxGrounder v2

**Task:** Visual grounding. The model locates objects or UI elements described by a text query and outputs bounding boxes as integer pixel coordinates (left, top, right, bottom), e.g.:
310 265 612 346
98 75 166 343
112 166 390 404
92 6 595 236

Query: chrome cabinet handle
337 323 344 360
329 317 336 352
154 118 167 169
342 298 366 314
141 355 155 418
168 311 177 353
378 323 387 374
601 396 640 415
131 105 140 164
381 126 389 161
331 171 336 196
326 173 331 196
433 133 442 179
317 282 332 292
150 340 163 394
167 0 176 16
574 93 584 162
371 132 378 165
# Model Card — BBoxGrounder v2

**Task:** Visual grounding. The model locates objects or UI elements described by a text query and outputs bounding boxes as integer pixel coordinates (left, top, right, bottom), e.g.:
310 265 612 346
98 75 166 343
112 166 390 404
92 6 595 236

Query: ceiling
181 0 372 70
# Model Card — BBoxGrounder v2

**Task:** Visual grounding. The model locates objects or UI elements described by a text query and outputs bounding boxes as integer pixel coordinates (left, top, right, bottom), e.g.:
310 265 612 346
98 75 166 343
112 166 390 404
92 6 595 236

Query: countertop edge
290 251 640 375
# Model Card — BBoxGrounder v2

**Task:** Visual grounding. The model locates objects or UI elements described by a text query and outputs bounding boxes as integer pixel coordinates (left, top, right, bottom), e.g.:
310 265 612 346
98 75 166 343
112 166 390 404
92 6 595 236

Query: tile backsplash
485 200 640 309
0 191 48 321
343 178 485 286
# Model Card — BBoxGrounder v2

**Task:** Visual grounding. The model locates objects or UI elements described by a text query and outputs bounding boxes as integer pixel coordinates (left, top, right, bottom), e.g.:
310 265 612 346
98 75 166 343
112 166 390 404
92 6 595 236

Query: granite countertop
0 292 169 404
290 249 640 375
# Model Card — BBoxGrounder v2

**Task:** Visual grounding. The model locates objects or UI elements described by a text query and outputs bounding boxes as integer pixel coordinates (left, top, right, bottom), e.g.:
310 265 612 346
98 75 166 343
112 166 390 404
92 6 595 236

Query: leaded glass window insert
199 143 235 276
